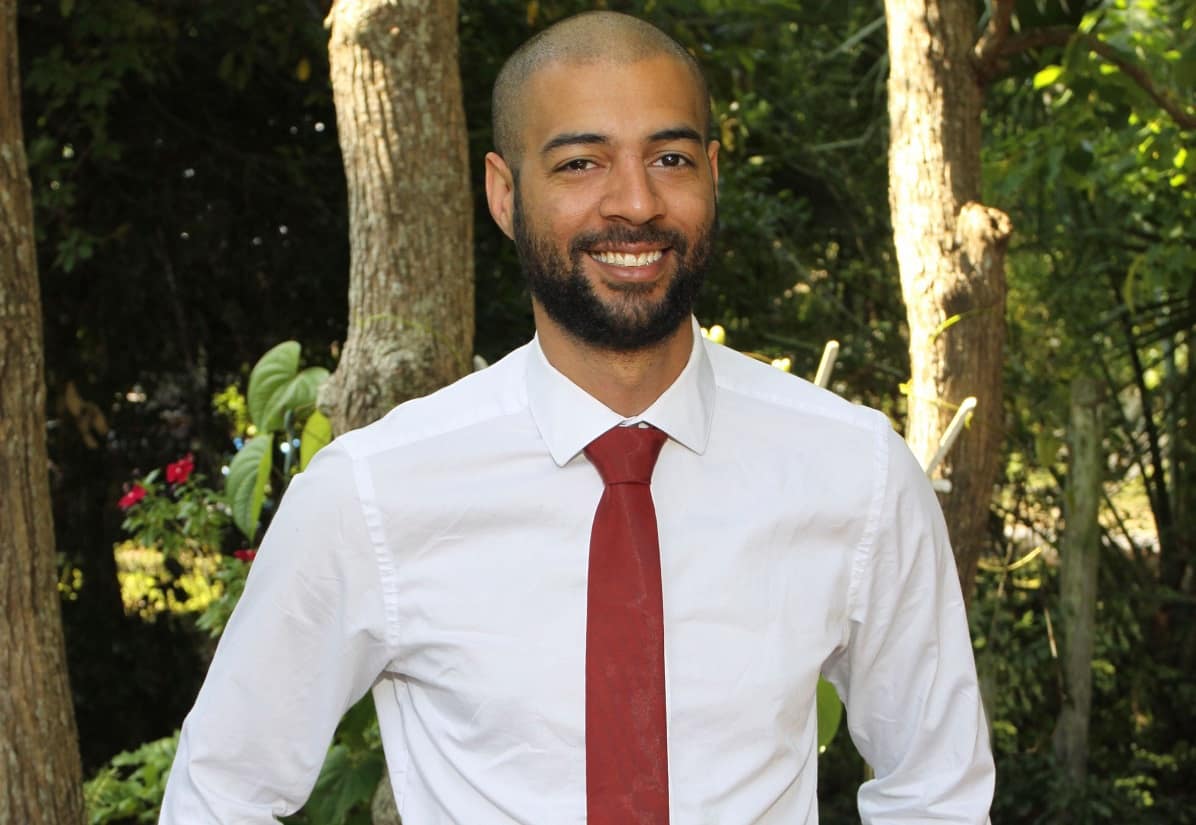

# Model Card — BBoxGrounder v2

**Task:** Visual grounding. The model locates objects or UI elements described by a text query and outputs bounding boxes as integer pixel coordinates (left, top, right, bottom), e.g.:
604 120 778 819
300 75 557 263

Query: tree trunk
0 1 86 821
1053 376 1104 783
324 4 473 822
885 0 1012 606
322 0 474 434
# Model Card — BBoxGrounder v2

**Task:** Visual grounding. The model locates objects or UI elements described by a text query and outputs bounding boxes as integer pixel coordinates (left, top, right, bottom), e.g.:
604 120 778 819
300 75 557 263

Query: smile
589 249 665 268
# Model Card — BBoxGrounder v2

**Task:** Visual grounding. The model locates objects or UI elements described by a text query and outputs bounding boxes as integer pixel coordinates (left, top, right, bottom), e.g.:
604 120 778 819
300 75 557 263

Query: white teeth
591 249 664 267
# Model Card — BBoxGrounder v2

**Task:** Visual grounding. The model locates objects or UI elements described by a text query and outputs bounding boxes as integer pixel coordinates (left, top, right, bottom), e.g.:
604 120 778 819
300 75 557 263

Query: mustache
568 225 689 258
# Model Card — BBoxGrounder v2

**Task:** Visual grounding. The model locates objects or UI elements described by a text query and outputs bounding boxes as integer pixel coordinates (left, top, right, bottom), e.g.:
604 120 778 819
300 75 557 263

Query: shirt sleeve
822 425 995 824
159 440 396 824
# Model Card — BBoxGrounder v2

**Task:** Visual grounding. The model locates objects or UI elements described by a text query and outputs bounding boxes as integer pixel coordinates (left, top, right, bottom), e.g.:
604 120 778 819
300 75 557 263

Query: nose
598 157 665 225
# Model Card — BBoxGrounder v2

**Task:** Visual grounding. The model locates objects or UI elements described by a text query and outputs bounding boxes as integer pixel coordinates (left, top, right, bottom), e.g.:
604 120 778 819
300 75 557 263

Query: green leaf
248 341 300 429
816 677 843 751
304 743 384 825
262 366 329 435
247 343 329 433
1033 64 1064 89
227 435 273 540
300 409 333 471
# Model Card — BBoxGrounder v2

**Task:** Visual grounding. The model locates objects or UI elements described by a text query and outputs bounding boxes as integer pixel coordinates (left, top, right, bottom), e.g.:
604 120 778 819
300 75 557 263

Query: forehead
519 55 706 156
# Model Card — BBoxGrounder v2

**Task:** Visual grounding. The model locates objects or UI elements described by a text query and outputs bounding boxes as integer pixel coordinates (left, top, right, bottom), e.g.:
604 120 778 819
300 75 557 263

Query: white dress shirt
160 321 994 824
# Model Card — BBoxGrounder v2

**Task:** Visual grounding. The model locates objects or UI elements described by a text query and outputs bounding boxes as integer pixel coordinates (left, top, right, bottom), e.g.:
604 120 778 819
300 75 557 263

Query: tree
884 0 1012 606
980 2 1195 813
0 0 85 821
1054 376 1104 784
322 3 474 820
321 0 475 434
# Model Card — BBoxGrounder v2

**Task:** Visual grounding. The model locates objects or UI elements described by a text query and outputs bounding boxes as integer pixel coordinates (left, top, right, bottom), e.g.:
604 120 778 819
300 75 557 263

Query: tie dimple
584 425 668 486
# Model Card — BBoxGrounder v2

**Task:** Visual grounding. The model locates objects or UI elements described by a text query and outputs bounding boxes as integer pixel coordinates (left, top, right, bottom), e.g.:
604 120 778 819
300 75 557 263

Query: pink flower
233 548 257 563
165 453 195 485
118 483 147 510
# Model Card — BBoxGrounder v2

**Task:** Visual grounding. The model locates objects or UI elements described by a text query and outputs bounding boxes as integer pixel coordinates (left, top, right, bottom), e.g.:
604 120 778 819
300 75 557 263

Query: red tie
584 425 670 825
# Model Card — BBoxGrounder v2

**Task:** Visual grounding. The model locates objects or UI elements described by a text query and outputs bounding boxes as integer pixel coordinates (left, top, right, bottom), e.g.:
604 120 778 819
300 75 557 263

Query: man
160 11 994 824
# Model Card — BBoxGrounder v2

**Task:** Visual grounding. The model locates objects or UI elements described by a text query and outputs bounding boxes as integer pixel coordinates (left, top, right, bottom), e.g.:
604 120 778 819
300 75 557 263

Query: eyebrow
647 126 704 144
539 126 705 157
540 132 608 156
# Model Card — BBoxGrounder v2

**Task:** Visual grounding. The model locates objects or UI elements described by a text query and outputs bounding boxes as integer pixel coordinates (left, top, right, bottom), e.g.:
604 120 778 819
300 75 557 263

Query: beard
513 194 716 352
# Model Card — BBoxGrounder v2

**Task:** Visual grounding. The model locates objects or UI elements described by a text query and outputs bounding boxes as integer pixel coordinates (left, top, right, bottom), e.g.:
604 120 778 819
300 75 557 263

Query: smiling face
485 55 719 352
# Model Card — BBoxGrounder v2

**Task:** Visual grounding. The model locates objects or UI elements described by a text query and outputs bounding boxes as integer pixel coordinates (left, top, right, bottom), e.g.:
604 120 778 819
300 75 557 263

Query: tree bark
885 0 1012 606
1053 376 1104 784
322 0 474 434
0 1 86 821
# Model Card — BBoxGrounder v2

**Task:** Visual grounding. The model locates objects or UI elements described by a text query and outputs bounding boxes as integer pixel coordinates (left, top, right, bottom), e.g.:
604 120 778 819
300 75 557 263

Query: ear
485 152 517 240
706 140 720 198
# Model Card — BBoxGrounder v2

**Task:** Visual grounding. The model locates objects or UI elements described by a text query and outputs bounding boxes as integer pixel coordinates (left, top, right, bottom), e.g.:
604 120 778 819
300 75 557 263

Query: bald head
492 11 710 169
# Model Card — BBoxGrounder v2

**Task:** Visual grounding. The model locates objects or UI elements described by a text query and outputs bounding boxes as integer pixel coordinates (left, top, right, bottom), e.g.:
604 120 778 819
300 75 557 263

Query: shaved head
492 11 710 169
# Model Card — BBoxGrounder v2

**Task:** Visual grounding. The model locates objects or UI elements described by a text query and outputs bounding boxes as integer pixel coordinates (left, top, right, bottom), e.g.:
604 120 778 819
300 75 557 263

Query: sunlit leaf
300 410 333 471
1033 64 1064 89
817 677 843 751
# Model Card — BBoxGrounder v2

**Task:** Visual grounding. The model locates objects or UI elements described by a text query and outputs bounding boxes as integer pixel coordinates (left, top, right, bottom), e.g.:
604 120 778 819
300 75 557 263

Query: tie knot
584 425 668 486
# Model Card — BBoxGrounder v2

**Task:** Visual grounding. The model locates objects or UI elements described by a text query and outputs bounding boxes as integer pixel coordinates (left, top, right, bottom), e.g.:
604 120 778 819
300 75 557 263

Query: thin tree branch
973 0 1016 72
999 27 1196 130
1105 271 1176 556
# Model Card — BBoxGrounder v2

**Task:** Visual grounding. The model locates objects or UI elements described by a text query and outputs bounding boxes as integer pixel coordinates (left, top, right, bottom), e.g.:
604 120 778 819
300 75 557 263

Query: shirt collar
525 317 716 467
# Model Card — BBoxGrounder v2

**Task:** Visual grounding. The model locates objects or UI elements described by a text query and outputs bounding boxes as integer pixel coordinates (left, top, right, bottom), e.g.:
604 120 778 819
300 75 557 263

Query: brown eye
656 153 689 168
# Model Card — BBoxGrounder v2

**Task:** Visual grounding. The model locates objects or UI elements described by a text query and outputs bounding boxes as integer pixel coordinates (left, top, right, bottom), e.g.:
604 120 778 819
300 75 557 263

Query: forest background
2 0 1194 823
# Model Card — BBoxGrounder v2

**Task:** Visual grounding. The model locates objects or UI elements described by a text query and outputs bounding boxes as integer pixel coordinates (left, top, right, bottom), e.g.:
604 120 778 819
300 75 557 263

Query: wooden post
1053 375 1105 783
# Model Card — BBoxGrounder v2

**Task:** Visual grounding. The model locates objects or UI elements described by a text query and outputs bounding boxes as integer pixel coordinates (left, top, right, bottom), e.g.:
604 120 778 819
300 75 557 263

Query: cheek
672 193 716 235
539 198 600 247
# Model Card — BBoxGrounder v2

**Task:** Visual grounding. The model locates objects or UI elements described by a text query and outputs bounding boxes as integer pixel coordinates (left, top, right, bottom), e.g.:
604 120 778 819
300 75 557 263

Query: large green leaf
247 342 328 433
247 341 300 429
227 434 273 541
816 677 843 751
262 366 329 435
300 409 333 471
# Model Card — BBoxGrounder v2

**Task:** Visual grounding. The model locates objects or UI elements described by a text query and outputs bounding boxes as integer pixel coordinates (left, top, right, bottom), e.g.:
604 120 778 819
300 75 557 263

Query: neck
533 305 694 417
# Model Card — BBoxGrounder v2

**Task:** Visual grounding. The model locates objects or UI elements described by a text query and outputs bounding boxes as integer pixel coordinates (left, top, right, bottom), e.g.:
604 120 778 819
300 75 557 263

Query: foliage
114 456 229 620
192 554 252 639
227 340 331 542
974 550 1196 823
84 735 178 824
113 539 224 621
18 0 347 769
283 698 387 825
112 340 331 637
975 1 1196 816
81 700 384 825
118 458 226 561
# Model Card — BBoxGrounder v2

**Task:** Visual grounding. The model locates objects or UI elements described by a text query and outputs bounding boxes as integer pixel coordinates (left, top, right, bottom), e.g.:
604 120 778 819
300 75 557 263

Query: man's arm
159 441 396 823
822 425 994 824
